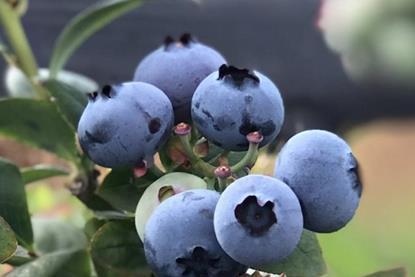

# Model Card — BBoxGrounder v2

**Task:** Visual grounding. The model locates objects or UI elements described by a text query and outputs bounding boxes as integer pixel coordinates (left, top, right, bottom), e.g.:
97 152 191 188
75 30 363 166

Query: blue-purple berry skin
133 36 226 124
274 130 362 233
77 82 174 168
144 189 246 277
191 67 284 151
214 175 303 268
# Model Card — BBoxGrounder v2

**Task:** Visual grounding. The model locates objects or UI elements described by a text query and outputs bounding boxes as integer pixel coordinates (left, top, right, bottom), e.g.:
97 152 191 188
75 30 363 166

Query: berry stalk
0 0 48 99
230 132 263 173
175 123 216 178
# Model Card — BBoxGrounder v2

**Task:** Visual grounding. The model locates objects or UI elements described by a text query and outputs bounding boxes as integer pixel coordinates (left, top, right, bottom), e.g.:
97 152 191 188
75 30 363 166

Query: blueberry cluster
77 34 362 276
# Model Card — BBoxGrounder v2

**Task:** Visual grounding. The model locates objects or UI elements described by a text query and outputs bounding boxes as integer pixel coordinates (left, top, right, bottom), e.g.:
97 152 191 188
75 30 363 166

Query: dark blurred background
2 0 415 139
0 0 414 276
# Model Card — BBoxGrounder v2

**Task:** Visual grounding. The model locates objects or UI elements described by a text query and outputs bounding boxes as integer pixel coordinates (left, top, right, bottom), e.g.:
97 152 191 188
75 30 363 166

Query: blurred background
1 0 414 276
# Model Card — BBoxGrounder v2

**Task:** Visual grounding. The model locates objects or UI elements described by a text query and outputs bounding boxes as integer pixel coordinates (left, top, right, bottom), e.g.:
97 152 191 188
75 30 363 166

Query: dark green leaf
6 250 91 277
21 164 68 184
0 99 79 161
43 79 88 129
49 0 147 76
97 168 157 212
0 216 17 263
260 230 327 277
0 158 33 248
4 246 32 266
90 221 151 276
363 267 407 277
32 218 87 254
84 217 106 239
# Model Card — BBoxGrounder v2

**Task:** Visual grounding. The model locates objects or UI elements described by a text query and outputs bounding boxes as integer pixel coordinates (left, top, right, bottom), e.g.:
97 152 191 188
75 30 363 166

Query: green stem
178 134 216 178
230 142 259 173
216 177 227 192
0 1 47 99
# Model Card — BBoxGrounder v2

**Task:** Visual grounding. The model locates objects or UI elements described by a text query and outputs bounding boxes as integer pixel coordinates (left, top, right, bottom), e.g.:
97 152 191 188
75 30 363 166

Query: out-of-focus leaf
0 99 79 161
98 168 157 212
21 164 68 184
32 218 87 255
260 230 327 277
49 0 147 76
0 216 17 263
5 67 98 99
90 221 151 276
363 267 407 277
4 65 36 98
0 158 33 248
4 246 32 266
6 249 91 277
43 79 88 129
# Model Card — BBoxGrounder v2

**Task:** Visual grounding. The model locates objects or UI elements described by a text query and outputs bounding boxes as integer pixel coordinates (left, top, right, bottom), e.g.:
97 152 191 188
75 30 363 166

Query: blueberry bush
0 0 407 276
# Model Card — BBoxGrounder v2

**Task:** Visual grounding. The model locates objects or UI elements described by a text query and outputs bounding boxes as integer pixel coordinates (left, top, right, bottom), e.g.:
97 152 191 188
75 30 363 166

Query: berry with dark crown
133 33 226 124
77 82 174 168
144 189 246 277
191 64 284 151
214 175 303 268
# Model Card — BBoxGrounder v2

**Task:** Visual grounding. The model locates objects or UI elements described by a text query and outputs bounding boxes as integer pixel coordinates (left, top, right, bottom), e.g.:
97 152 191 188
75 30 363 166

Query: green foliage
6 250 91 277
5 246 32 266
0 158 33 248
49 0 147 76
90 221 151 276
364 267 407 277
21 164 68 184
32 218 88 254
0 99 79 161
98 168 158 212
260 230 327 277
84 218 106 239
0 216 17 263
43 79 88 130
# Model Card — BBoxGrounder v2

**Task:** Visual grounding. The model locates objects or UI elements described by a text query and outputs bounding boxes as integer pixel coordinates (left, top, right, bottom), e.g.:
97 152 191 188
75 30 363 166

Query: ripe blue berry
191 65 284 151
214 175 303 268
274 129 362 233
133 34 226 124
77 82 174 168
144 189 246 277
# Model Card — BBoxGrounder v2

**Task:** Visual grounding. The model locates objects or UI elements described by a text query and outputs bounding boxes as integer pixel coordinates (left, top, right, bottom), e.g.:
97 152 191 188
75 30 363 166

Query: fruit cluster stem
0 0 48 99
177 133 216 178
230 142 259 173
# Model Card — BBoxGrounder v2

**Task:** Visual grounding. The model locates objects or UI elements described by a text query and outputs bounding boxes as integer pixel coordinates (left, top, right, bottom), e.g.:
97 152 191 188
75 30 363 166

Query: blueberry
135 172 207 242
214 175 303 268
191 65 284 151
133 34 226 124
274 129 362 233
77 82 174 168
144 189 246 277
